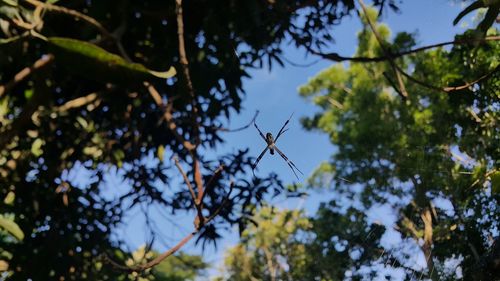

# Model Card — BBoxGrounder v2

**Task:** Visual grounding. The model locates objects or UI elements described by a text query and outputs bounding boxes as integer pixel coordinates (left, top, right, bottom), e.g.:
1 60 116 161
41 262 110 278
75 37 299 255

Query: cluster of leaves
217 205 386 281
118 246 207 281
215 207 312 281
218 8 499 281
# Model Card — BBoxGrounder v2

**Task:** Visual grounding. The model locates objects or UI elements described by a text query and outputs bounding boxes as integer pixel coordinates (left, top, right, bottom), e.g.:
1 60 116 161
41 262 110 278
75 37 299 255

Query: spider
252 113 304 180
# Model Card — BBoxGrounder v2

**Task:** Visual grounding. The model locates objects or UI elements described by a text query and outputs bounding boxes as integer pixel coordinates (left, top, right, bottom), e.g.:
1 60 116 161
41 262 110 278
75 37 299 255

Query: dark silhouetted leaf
48 37 176 84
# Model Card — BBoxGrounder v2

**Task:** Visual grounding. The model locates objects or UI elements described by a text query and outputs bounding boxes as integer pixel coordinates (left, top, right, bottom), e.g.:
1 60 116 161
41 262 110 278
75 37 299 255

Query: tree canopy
0 0 498 280
0 0 391 279
217 6 499 281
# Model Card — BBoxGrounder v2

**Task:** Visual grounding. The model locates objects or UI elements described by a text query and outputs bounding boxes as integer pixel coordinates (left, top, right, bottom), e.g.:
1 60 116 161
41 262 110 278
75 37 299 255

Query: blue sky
108 0 472 277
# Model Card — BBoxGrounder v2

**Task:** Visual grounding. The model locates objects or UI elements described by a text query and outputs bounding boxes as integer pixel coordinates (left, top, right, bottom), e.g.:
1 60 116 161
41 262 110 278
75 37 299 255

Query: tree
217 205 388 281
1 0 498 279
0 0 394 279
298 7 499 281
218 5 499 281
216 207 312 281
121 246 207 281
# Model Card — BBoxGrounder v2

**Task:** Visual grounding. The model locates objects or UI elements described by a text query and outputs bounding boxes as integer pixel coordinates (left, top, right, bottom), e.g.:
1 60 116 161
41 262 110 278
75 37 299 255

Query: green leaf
48 37 176 84
491 171 500 194
113 149 125 168
83 146 102 158
0 5 20 20
3 191 15 205
24 89 33 100
157 145 165 162
0 215 24 241
76 116 88 129
31 138 44 157
1 0 18 7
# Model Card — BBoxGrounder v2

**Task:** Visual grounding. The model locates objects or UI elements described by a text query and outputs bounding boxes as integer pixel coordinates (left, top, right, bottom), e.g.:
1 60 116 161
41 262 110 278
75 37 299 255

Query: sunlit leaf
157 145 165 162
0 215 24 241
0 260 8 271
24 89 33 100
76 116 88 129
31 138 44 157
3 191 14 205
113 149 125 168
1 0 17 5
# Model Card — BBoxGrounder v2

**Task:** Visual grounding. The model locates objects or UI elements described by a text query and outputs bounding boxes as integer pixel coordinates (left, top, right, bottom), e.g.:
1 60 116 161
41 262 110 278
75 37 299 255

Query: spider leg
273 145 304 180
252 146 269 172
253 122 267 142
274 112 294 143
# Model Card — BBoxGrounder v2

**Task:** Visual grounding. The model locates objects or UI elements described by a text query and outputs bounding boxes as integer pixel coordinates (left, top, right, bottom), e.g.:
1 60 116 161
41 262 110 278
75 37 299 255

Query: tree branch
105 231 197 272
24 0 113 39
443 65 499 92
199 164 225 207
420 207 437 281
174 0 206 216
24 0 133 61
105 178 234 272
0 54 54 98
360 2 499 95
358 0 408 98
173 155 198 208
175 0 201 147
55 92 99 112
205 180 235 223
308 36 500 63
211 110 260 132
382 71 406 100
144 82 196 151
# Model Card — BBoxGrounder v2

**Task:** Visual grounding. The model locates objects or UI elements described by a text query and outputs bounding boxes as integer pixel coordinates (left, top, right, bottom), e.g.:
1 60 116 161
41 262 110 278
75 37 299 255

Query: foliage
123 246 207 281
0 0 402 279
218 7 499 281
298 10 499 281
216 207 311 281
1 0 498 279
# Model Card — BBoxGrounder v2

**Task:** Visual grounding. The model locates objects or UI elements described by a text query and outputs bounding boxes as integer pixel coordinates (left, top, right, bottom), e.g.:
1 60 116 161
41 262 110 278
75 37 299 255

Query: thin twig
212 110 260 132
105 231 197 272
200 164 225 206
173 156 197 208
281 56 322 67
398 64 498 93
358 1 499 94
25 0 113 39
0 54 54 98
56 92 99 112
105 178 234 272
309 36 500 63
358 0 408 98
382 71 406 100
205 180 235 222
24 0 133 61
442 65 499 92
469 168 498 189
144 82 196 151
